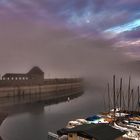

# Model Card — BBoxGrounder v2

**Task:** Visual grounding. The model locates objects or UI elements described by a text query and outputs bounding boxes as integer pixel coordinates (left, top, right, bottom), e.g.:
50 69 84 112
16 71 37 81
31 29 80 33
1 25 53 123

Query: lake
0 87 105 140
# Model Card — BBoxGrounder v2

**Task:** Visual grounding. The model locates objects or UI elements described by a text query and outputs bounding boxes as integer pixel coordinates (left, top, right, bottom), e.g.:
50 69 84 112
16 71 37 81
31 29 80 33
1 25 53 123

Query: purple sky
0 0 140 77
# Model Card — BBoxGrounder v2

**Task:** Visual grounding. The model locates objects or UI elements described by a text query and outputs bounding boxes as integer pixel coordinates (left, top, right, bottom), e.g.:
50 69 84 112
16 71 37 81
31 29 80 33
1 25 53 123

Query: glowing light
105 19 140 34
86 19 90 23
66 1 93 27
68 11 92 26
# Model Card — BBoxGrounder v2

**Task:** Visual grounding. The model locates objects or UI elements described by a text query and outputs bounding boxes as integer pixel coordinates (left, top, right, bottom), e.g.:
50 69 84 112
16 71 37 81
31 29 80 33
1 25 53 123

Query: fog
0 20 139 90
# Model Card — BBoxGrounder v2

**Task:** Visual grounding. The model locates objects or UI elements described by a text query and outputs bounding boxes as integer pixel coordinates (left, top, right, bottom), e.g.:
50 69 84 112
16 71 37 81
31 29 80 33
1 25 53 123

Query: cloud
121 27 140 39
0 0 138 28
0 0 140 75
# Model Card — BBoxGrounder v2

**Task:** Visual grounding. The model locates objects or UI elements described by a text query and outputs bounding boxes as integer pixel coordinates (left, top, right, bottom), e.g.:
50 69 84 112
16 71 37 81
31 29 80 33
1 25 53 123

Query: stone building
0 66 44 87
27 66 44 81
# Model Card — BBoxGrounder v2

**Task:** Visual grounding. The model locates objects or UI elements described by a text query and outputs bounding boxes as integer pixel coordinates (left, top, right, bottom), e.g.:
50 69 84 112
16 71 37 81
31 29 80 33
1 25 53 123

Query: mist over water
0 20 138 86
0 1 140 140
0 20 140 140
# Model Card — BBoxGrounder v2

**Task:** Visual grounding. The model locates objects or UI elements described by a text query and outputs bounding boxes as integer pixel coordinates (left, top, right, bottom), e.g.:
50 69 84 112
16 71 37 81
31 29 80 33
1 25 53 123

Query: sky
0 0 140 81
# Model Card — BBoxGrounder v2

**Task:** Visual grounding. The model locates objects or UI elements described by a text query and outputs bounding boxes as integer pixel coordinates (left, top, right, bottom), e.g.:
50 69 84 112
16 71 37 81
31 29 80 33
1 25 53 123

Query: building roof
27 66 44 75
2 66 44 78
57 124 125 140
3 73 26 77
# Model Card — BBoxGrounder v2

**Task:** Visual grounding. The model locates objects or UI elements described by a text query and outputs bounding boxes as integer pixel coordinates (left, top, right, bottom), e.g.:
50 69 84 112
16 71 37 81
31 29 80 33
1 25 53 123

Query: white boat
76 119 89 124
126 123 140 131
66 121 82 128
123 130 140 140
87 118 108 124
113 122 140 140
113 122 128 131
130 120 140 125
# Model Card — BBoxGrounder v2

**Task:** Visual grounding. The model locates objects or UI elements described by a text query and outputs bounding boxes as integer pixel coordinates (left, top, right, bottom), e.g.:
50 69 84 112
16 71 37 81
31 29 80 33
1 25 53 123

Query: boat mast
103 91 106 112
131 89 134 112
138 86 140 112
107 83 110 113
128 76 131 112
122 89 126 111
113 75 116 121
119 78 122 116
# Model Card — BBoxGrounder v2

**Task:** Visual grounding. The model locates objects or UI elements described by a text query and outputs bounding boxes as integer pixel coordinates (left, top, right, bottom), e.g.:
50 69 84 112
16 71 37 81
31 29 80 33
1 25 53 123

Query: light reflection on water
0 89 104 140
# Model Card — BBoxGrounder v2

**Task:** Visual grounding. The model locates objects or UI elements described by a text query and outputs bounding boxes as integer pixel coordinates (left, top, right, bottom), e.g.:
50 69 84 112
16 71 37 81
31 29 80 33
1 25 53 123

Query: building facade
0 66 44 87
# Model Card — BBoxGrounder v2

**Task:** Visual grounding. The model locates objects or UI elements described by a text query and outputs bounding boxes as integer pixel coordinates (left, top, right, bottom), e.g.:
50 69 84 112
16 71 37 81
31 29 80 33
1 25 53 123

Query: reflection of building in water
0 66 44 86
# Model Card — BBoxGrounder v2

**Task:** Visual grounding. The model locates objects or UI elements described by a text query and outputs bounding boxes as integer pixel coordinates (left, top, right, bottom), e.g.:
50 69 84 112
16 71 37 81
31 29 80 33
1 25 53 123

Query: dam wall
0 81 82 98
0 67 83 106
0 79 83 106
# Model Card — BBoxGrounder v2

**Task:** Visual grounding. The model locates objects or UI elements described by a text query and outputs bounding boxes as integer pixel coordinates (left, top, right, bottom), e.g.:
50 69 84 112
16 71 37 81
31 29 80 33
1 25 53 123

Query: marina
0 0 140 139
49 76 140 140
46 110 139 140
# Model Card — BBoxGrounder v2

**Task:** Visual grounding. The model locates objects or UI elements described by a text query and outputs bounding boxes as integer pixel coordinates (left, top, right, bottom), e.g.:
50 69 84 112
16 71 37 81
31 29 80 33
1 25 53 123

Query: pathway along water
0 88 104 140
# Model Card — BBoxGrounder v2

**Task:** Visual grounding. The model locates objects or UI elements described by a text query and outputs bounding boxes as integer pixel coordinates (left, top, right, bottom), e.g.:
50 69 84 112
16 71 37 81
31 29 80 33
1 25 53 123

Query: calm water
0 88 105 140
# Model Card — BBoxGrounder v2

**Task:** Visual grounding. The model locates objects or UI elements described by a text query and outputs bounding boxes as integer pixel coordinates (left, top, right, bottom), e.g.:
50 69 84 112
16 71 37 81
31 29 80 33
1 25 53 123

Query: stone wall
0 82 82 98
0 78 82 87
0 79 83 106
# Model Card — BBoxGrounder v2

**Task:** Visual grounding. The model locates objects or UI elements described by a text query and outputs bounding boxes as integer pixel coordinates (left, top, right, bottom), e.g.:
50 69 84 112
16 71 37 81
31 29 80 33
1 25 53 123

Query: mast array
106 75 140 114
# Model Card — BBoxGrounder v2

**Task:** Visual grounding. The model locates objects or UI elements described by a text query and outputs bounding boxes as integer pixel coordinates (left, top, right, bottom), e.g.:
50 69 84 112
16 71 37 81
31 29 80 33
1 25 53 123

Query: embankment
0 79 83 106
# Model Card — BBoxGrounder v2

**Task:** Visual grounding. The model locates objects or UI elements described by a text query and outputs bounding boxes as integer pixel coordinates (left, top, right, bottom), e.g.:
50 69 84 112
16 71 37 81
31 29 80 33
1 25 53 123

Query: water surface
0 88 105 140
